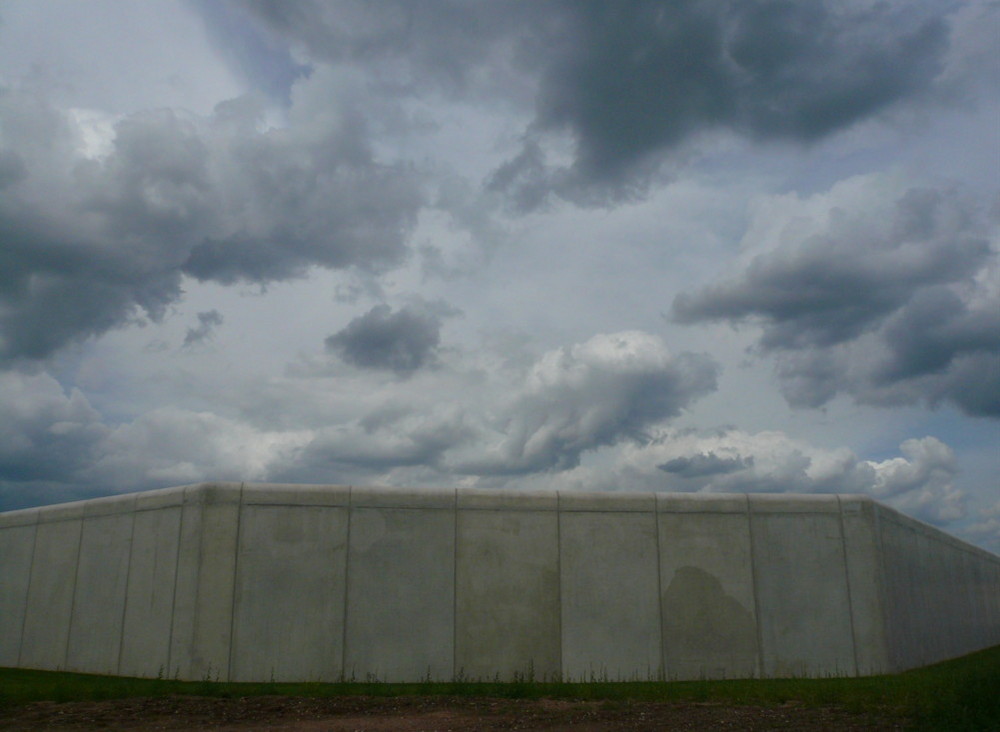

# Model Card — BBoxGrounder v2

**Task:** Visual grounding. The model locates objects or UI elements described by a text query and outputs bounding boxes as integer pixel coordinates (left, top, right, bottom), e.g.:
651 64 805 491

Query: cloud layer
325 302 455 376
0 1 997 555
537 427 966 526
673 177 999 416
0 81 421 363
238 1 955 204
461 331 718 474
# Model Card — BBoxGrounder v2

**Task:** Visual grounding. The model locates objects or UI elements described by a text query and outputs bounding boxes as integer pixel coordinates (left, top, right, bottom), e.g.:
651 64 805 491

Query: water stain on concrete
662 565 758 678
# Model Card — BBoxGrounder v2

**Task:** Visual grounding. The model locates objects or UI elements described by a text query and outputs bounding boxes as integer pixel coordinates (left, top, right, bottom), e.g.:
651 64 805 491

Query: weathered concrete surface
838 496 889 676
877 503 1000 673
559 492 660 681
2 484 998 682
0 508 36 667
657 494 758 680
119 490 183 678
455 490 559 681
750 495 857 678
65 495 135 674
18 502 84 671
230 486 349 682
169 483 242 681
345 488 455 681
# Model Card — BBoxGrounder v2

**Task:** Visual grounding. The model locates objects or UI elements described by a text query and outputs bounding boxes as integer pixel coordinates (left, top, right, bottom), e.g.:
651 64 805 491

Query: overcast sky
1 0 997 550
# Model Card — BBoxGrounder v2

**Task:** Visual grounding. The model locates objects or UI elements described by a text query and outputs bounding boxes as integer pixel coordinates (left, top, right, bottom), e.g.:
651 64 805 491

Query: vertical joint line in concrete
556 491 563 680
653 499 665 680
871 503 892 672
452 488 458 682
340 485 353 682
64 515 87 670
166 491 187 677
745 493 765 679
116 507 138 676
16 512 41 667
226 483 245 682
836 496 860 677
190 488 209 678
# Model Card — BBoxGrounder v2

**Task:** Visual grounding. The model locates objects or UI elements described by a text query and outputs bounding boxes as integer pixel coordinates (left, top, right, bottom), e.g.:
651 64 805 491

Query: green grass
2 645 998 730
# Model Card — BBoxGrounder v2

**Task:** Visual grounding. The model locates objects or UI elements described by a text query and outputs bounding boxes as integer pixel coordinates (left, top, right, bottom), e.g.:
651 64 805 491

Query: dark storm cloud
876 287 1000 386
672 185 999 417
238 1 955 204
673 188 991 349
0 149 27 189
658 452 753 478
533 1 946 186
0 86 422 363
325 303 455 376
183 310 224 347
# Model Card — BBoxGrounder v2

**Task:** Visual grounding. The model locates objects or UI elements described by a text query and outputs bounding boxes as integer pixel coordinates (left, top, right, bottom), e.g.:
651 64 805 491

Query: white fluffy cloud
272 330 718 480
523 428 966 527
967 500 1000 553
457 331 717 474
0 371 308 506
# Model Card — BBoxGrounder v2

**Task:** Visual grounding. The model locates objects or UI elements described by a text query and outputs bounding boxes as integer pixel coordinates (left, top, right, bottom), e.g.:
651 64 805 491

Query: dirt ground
0 694 911 731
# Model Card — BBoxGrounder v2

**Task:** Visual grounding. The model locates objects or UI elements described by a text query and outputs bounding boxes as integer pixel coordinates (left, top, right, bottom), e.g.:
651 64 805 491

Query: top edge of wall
657 492 748 513
559 490 656 511
27 491 141 523
241 483 351 506
350 485 455 509
0 484 895 516
748 493 841 513
0 505 40 528
1 484 996 561
457 488 558 510
875 501 1000 563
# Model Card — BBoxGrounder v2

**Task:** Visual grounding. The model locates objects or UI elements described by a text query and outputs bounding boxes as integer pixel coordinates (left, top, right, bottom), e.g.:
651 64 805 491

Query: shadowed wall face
657 495 759 679
1 484 998 682
662 566 758 675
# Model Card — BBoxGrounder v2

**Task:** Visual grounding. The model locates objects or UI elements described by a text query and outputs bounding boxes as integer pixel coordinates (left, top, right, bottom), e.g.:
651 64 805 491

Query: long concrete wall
1 483 998 682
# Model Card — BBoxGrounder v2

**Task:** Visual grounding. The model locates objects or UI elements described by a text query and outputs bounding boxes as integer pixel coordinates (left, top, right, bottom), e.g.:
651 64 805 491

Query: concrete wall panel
2 484 998 682
118 497 183 678
169 483 241 681
750 495 856 677
657 494 758 680
230 503 349 681
838 496 889 675
879 510 920 671
0 510 37 666
455 494 560 680
559 493 660 680
344 490 455 681
18 504 84 670
875 504 1000 671
65 496 136 673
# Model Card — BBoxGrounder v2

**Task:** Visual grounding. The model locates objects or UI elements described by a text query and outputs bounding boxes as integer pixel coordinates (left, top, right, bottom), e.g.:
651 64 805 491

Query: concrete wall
876 503 1000 673
1 483 998 681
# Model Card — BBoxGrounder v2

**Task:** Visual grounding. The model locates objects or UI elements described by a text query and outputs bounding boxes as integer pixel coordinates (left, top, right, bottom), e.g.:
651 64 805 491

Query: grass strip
1 644 997 730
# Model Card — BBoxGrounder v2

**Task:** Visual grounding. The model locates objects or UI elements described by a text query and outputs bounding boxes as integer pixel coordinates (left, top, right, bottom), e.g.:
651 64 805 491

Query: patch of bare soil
0 695 911 731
